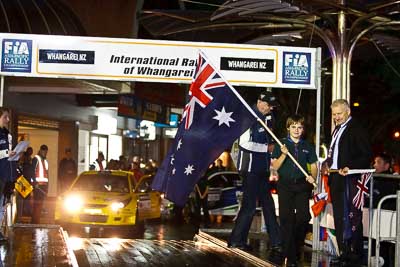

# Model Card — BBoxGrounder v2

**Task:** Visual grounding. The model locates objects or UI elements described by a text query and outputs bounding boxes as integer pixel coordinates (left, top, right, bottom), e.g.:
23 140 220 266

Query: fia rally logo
282 52 311 84
1 39 32 73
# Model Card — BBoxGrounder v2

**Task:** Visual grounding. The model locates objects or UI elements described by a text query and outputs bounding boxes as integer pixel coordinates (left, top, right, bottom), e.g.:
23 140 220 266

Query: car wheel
128 210 145 238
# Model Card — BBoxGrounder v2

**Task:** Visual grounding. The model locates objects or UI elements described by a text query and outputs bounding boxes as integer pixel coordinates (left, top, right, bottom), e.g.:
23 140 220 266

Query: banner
0 33 320 89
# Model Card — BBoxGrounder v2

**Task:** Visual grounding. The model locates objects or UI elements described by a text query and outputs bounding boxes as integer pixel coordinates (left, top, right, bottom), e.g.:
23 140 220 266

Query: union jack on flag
152 50 258 206
352 172 372 209
183 54 227 129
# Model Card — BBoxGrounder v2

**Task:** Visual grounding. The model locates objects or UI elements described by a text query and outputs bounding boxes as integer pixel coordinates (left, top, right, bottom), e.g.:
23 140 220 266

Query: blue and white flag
152 51 259 206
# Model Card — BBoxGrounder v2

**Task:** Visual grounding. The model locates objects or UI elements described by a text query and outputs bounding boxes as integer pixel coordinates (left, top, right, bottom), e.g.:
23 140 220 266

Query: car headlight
110 197 132 212
64 195 83 213
111 202 124 211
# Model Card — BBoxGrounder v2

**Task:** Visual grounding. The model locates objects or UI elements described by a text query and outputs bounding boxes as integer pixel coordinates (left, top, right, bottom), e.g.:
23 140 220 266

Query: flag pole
256 118 317 189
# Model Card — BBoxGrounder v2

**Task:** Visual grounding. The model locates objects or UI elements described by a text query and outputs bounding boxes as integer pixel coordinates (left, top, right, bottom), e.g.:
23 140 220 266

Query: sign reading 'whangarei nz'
220 57 274 72
0 33 320 89
39 49 95 64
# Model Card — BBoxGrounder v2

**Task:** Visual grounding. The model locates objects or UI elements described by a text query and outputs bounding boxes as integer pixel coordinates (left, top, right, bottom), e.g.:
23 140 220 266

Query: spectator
106 159 119 170
130 161 143 183
21 147 34 179
19 147 34 217
150 159 158 173
31 144 50 224
371 153 397 267
90 152 105 171
372 153 397 209
118 155 129 170
58 148 77 192
392 157 399 175
144 160 156 175
194 169 211 228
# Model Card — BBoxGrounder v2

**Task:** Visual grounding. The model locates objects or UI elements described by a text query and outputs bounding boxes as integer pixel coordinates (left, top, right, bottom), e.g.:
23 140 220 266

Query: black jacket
335 118 372 170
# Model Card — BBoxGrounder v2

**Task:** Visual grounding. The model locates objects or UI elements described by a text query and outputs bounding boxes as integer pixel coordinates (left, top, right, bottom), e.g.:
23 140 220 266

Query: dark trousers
194 194 210 226
229 171 281 246
32 184 48 224
329 173 363 257
278 182 311 263
16 194 32 217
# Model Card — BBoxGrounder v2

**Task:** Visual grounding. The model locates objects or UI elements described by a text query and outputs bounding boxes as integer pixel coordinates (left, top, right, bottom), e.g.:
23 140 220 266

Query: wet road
0 220 335 266
63 220 279 266
1 225 73 267
70 238 258 267
66 221 263 267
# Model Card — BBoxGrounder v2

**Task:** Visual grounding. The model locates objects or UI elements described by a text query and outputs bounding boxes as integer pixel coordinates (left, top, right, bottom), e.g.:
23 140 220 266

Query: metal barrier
367 173 400 267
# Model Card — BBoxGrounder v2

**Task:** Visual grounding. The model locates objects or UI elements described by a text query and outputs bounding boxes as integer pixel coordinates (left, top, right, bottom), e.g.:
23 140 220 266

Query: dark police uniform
0 127 14 194
228 105 281 248
272 137 317 264
0 127 14 228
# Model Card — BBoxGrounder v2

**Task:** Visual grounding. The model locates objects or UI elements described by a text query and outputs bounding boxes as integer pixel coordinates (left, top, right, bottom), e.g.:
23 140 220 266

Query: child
271 114 318 267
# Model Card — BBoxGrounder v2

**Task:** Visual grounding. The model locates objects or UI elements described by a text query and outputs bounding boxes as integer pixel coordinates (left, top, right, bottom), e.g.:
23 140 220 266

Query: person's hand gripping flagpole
257 118 318 189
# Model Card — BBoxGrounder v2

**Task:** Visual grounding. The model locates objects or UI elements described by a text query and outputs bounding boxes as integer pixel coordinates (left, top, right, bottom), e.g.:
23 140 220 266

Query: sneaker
271 244 283 253
227 243 253 251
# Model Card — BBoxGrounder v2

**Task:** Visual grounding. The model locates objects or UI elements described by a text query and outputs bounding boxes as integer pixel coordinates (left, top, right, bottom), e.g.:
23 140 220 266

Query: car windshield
72 173 130 193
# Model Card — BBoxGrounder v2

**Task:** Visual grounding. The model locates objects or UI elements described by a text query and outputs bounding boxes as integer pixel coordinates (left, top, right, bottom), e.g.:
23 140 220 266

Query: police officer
228 90 281 251
0 107 16 241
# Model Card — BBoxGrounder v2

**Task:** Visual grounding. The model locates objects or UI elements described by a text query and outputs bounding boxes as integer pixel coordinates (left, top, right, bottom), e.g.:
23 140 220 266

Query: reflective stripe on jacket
34 155 49 183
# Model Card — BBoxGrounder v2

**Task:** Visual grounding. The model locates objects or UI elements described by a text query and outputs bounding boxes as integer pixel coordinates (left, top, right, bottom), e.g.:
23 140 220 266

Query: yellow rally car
55 170 161 230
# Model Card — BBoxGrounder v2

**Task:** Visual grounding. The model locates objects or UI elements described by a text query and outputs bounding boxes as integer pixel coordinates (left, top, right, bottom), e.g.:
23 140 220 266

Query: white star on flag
177 139 183 150
170 156 175 165
184 164 195 175
172 168 176 175
213 106 235 127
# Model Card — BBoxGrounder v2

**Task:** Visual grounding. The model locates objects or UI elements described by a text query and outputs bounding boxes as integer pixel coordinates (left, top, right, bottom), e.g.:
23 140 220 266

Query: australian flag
152 51 259 206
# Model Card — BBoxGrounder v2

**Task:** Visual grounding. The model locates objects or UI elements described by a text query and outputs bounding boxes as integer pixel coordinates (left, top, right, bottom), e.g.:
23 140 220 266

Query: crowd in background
89 152 158 183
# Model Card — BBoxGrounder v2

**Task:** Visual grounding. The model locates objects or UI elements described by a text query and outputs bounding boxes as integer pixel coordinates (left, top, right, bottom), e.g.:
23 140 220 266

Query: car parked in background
206 170 278 216
55 170 161 232
207 171 243 210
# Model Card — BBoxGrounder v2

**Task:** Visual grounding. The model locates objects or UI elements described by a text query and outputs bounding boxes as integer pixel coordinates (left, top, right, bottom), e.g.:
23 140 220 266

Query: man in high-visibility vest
31 144 49 224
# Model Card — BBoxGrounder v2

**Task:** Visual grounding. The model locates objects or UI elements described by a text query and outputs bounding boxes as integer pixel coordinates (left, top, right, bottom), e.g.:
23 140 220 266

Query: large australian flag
152 51 259 206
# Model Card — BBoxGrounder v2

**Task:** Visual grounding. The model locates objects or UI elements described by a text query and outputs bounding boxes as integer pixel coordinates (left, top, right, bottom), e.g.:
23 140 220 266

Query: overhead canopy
140 1 400 57
0 0 128 95
0 0 86 35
